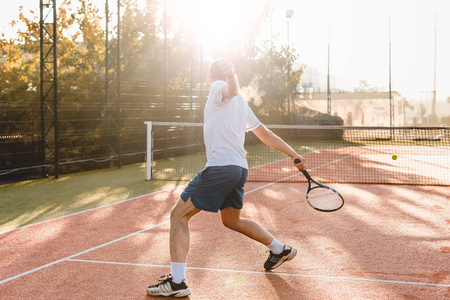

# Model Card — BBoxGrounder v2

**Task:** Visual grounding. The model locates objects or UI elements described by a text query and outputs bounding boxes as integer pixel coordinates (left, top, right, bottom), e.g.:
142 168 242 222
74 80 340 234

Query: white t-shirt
204 80 261 169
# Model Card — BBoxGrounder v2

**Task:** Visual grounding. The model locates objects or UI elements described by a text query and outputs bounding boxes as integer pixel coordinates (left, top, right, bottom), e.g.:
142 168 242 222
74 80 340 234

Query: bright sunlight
164 0 266 50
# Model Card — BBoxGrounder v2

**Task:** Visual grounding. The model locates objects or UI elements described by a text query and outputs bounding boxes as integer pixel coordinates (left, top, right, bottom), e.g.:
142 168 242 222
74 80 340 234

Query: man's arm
252 124 307 171
217 59 238 99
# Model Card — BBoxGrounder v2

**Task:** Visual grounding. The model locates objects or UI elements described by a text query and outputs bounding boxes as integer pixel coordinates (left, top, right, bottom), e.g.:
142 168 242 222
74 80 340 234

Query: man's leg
220 206 296 270
220 206 273 245
170 197 201 263
147 197 200 297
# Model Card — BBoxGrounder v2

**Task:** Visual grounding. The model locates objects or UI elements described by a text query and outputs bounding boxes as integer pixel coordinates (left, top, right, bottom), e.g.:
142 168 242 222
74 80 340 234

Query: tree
1 0 309 177
229 41 305 124
0 7 40 139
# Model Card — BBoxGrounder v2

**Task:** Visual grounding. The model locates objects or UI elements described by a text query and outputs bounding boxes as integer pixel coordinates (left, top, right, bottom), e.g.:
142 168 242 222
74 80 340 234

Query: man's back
203 80 260 169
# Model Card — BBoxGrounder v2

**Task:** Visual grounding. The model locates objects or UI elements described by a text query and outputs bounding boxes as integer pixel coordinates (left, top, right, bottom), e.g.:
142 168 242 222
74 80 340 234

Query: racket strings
307 187 343 211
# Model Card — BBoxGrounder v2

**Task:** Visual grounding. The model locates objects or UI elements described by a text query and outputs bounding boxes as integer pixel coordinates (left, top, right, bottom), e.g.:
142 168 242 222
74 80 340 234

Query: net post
145 121 153 180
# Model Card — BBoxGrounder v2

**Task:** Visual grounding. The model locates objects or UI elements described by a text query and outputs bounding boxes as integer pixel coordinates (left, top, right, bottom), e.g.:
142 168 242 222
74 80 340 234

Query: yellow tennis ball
392 154 398 160
318 179 323 183
226 274 245 288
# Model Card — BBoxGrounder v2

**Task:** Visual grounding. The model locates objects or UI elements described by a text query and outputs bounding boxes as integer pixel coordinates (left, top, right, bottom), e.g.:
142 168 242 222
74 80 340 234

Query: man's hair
209 59 227 81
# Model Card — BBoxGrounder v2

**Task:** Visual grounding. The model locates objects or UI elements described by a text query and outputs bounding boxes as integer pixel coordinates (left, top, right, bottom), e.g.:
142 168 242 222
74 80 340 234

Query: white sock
267 238 285 255
171 262 186 284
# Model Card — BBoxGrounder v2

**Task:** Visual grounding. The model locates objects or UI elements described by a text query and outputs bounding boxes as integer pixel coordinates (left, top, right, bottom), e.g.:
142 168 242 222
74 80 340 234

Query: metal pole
200 41 203 120
389 17 393 128
190 38 194 121
105 0 110 158
327 44 331 114
117 0 122 168
431 12 438 123
285 10 294 119
164 0 168 120
39 0 59 178
287 18 290 117
145 122 152 180
163 0 168 156
53 0 59 178
39 0 45 177
270 11 273 98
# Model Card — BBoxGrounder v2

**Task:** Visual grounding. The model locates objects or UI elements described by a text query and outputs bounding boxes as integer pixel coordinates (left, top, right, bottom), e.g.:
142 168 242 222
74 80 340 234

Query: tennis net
145 122 450 186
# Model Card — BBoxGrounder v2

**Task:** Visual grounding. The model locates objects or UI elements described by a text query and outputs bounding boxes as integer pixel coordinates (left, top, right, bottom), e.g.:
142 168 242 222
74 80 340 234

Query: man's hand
218 59 238 99
217 59 235 78
293 156 307 171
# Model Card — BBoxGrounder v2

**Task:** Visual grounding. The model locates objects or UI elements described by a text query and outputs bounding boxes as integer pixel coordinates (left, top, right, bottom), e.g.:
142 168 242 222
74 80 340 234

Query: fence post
145 122 152 180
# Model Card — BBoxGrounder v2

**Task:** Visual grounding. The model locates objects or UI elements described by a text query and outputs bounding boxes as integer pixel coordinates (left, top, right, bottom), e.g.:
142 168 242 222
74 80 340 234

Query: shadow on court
0 183 449 299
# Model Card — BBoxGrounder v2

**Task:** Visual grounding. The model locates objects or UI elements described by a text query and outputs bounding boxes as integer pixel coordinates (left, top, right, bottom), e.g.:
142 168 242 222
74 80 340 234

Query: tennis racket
294 158 344 212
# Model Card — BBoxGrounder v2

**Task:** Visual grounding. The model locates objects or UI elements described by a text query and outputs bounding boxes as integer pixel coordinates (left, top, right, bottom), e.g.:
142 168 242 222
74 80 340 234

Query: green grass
0 163 188 233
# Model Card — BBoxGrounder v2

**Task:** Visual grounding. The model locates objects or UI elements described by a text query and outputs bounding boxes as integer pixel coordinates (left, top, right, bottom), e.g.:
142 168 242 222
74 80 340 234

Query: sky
1 0 449 94
268 0 450 93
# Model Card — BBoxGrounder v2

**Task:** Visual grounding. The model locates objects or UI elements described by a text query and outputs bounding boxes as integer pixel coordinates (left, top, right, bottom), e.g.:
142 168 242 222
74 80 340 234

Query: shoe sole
147 287 190 298
266 248 297 270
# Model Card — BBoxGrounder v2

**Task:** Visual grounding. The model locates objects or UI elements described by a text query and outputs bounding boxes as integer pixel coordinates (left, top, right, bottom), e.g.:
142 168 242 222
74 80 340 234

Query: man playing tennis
147 59 307 298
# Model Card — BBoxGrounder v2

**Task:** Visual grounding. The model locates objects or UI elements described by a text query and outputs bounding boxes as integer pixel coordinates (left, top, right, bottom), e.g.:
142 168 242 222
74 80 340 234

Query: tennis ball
392 154 398 160
318 179 323 183
226 274 245 288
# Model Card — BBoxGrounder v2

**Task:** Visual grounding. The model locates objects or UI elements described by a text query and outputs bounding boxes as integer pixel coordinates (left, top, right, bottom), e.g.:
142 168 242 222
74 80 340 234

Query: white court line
0 148 365 285
0 181 295 285
66 258 450 288
245 150 369 195
248 146 334 170
0 220 170 285
309 150 370 171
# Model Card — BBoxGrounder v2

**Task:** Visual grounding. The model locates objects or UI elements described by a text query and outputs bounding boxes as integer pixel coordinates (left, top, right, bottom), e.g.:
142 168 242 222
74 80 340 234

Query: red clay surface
1 182 449 299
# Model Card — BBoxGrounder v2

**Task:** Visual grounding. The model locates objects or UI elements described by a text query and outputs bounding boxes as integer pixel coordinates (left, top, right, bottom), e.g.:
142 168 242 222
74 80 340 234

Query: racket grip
294 158 311 179
301 169 312 180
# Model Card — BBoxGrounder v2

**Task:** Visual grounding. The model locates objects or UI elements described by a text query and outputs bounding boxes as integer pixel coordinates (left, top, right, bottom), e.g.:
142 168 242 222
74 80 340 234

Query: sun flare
167 0 264 50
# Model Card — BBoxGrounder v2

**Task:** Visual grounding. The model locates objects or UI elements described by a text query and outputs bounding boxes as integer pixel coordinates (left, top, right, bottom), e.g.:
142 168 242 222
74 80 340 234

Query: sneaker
146 274 190 298
264 245 297 270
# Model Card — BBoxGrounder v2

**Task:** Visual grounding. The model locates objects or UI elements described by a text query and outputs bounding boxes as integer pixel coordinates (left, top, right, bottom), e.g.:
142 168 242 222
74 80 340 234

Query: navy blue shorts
180 165 248 213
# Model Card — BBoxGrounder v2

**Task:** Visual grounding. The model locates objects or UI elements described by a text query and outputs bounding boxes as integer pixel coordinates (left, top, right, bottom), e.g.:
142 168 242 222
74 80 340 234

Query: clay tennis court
1 176 449 299
247 145 450 185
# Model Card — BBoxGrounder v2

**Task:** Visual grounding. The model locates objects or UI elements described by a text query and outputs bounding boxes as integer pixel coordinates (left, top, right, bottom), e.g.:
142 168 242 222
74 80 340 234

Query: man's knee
170 201 185 223
170 206 178 222
170 197 199 223
221 209 241 231
222 219 240 231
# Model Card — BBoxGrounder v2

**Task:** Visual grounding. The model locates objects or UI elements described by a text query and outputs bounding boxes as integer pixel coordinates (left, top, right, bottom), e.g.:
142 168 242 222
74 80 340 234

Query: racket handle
301 169 312 180
294 158 312 180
